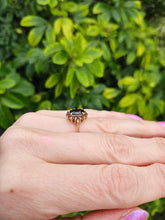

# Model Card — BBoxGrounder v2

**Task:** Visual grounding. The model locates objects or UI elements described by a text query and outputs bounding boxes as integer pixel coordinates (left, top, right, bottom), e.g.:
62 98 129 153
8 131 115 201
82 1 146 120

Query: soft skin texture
1 109 165 220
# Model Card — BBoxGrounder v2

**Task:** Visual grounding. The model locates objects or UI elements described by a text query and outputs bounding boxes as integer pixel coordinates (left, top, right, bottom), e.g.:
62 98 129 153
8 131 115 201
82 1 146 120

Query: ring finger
8 126 165 166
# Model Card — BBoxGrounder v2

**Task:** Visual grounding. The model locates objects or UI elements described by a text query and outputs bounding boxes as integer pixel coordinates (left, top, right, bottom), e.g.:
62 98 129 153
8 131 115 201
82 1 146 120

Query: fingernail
121 210 149 220
127 114 143 120
159 122 165 128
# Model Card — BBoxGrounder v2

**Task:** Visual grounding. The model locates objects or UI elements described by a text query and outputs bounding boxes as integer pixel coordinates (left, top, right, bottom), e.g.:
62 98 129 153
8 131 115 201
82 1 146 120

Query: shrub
1 0 165 219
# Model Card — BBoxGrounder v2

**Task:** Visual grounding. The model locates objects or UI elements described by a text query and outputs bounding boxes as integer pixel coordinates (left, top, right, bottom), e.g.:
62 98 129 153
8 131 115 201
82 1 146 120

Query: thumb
56 208 149 220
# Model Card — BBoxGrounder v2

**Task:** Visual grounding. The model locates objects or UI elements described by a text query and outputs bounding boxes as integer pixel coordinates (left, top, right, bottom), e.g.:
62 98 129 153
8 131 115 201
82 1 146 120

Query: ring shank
76 120 80 132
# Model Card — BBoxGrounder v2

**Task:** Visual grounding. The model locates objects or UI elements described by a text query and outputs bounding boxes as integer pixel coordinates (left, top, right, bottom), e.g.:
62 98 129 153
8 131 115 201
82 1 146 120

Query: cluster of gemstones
66 109 88 124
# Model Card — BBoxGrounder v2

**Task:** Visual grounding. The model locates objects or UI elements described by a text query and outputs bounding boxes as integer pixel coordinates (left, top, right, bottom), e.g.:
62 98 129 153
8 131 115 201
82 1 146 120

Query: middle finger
11 126 165 166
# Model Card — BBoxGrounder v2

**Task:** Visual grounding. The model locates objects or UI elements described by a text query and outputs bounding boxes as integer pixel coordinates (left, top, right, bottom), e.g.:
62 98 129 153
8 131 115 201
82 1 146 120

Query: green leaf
52 51 68 65
109 39 117 53
54 18 62 35
37 100 52 110
21 15 47 27
111 8 121 22
28 26 46 47
70 77 79 99
124 1 141 9
137 42 145 57
93 84 106 94
31 94 42 103
10 79 35 96
48 0 58 8
157 100 165 114
114 50 126 59
93 2 109 14
75 66 90 87
45 73 60 88
62 18 73 38
103 88 120 100
0 78 16 89
2 93 25 109
55 83 63 98
119 94 138 108
45 25 56 43
87 60 104 77
44 43 63 56
118 77 139 92
83 65 94 86
0 104 14 129
7 73 21 84
74 33 87 54
60 38 73 55
100 42 111 61
87 26 99 36
1 0 8 8
37 0 48 5
126 51 136 65
27 48 45 64
61 1 78 13
0 88 5 94
83 48 102 63
118 77 136 88
65 66 74 87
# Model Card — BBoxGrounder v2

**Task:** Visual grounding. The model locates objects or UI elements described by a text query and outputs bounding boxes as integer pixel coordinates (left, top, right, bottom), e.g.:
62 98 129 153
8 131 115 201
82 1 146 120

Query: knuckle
102 134 132 163
0 126 20 151
0 126 37 153
100 164 139 206
14 112 36 126
153 163 165 192
136 120 153 134
96 118 119 133
36 109 48 114
153 137 165 161
100 110 127 119
154 137 165 148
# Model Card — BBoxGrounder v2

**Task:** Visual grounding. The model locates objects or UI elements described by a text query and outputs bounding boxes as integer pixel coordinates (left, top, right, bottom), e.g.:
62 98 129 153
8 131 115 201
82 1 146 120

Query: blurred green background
1 0 165 219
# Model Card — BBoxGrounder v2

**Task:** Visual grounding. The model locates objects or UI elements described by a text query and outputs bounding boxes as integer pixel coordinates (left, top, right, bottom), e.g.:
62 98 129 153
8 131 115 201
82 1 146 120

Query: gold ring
66 109 88 132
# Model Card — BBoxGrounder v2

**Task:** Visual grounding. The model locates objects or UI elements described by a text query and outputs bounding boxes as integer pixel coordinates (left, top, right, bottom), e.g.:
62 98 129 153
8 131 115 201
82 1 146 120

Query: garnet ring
66 109 88 132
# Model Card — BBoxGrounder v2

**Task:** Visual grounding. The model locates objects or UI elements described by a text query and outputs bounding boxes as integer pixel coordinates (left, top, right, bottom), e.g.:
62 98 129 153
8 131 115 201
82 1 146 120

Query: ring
66 109 88 132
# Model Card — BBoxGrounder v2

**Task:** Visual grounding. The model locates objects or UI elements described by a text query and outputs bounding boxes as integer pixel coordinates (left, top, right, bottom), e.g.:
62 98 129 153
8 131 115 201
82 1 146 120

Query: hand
1 110 165 220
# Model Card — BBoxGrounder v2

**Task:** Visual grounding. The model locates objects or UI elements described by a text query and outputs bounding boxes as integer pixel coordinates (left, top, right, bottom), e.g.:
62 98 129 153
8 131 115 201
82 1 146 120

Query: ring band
66 109 88 132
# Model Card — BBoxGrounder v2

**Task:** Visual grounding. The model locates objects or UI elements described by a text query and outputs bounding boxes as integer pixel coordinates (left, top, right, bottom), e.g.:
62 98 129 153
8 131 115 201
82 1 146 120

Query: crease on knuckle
102 134 132 164
154 137 165 148
14 112 36 126
0 126 39 153
96 118 119 133
100 164 139 206
0 126 22 152
154 137 165 160
135 120 158 135
154 163 165 192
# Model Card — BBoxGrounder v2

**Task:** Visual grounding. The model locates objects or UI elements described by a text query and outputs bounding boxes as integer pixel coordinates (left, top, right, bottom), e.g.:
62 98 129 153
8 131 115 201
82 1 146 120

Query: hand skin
1 110 165 220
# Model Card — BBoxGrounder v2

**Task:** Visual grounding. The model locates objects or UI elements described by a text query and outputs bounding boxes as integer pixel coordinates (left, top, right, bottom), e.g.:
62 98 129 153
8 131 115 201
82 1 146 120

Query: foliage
0 62 34 128
1 0 165 219
142 0 165 19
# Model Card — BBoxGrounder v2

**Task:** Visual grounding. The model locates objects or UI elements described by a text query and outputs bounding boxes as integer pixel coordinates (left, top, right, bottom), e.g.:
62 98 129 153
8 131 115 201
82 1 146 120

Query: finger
55 208 149 220
7 126 165 166
30 163 165 216
37 109 130 120
14 112 165 138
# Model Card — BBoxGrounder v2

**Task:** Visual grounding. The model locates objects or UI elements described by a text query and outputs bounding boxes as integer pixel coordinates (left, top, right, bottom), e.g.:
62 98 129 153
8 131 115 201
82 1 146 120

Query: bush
1 0 165 219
